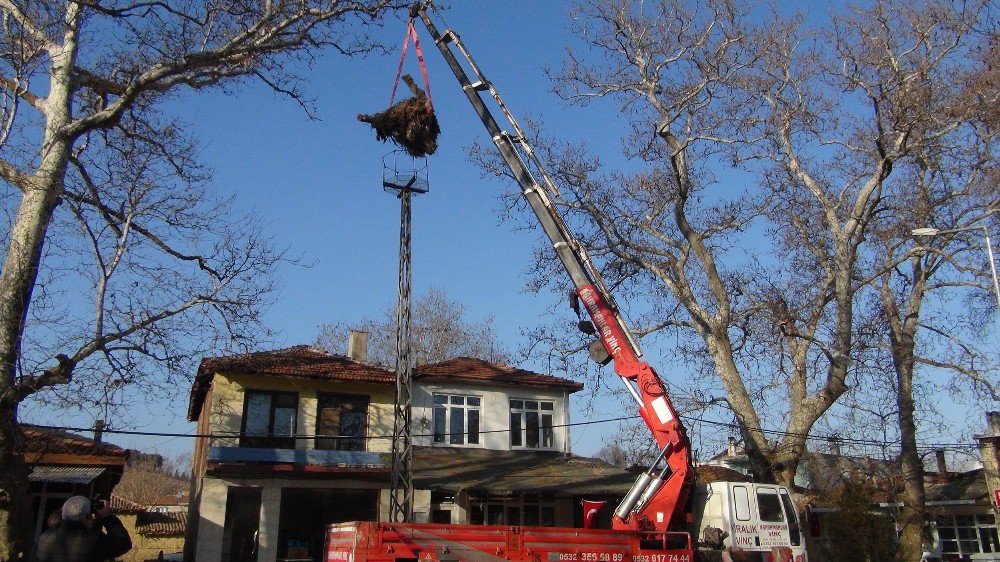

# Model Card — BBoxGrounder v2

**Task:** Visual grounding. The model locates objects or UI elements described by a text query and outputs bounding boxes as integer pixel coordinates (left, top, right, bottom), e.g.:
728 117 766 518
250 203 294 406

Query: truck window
779 490 801 546
756 489 784 522
733 485 751 521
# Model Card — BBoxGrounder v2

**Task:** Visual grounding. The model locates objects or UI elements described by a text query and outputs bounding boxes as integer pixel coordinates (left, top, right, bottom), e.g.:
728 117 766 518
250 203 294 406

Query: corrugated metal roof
29 466 106 484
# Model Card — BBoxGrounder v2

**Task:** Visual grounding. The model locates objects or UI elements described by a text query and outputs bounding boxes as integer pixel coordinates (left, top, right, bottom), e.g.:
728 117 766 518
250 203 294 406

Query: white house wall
412 382 570 453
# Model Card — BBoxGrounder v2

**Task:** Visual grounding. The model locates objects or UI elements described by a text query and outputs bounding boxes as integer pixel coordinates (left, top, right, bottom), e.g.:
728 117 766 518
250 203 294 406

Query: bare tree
316 287 513 367
0 0 400 557
477 0 993 512
113 455 188 507
866 138 998 556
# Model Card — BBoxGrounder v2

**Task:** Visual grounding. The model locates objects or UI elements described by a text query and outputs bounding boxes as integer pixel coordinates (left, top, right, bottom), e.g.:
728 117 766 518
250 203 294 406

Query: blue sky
22 1 998 466
25 1 638 460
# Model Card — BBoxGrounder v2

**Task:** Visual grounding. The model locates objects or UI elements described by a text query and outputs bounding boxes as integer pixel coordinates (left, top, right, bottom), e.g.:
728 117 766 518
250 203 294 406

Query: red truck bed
326 522 693 562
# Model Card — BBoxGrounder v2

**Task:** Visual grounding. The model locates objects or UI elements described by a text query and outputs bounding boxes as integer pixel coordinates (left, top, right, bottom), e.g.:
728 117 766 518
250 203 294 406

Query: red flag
582 500 606 529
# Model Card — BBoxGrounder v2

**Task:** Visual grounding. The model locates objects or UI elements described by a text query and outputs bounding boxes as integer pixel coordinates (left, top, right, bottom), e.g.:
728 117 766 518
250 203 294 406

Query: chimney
347 330 368 363
829 435 842 456
93 420 105 444
936 449 948 479
728 436 738 457
988 411 1000 436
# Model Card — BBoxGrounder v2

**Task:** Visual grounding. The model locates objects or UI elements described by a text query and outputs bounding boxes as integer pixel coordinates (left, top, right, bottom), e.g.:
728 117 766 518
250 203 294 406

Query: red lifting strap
389 19 433 112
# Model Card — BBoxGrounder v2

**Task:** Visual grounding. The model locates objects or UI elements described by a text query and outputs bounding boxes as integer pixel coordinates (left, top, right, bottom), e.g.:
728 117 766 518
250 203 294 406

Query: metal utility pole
385 154 428 523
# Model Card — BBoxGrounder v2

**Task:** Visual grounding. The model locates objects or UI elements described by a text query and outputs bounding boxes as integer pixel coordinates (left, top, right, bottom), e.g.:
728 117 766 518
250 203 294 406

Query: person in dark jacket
36 495 132 562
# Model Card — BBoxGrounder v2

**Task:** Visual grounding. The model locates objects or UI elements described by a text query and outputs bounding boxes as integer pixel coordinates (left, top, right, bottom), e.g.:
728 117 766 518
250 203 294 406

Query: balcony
206 447 389 478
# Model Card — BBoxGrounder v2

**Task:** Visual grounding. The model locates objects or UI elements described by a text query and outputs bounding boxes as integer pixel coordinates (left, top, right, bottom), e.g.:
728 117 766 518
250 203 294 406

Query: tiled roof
23 426 128 458
694 465 753 483
800 452 900 495
926 469 988 504
188 345 394 420
413 447 634 495
109 494 147 514
136 511 187 537
189 347 582 421
414 357 583 391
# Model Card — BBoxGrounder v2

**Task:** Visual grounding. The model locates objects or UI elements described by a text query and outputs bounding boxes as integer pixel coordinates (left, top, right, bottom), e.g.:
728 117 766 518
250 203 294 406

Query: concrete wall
115 512 185 562
978 412 1000 520
378 488 432 523
194 475 388 562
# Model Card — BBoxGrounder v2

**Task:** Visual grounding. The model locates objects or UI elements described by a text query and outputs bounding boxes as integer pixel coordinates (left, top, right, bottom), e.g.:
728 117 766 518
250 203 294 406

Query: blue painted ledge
208 447 387 467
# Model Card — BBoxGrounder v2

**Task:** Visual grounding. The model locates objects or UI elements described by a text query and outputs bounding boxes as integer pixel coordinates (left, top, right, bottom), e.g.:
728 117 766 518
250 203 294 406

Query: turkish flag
582 500 606 529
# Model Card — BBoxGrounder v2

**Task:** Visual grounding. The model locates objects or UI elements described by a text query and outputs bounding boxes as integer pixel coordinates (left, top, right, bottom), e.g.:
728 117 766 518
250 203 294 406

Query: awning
29 466 106 484
413 447 637 496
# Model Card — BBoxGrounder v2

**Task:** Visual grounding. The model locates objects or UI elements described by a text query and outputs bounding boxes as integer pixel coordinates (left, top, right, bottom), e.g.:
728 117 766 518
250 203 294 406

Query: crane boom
411 2 693 534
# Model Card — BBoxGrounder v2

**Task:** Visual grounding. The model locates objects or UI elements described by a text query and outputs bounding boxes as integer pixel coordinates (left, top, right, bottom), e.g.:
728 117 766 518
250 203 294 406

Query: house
184 339 631 562
25 423 130 556
109 495 187 562
705 414 1000 561
920 412 1000 560
147 490 189 514
703 436 899 492
925 468 999 560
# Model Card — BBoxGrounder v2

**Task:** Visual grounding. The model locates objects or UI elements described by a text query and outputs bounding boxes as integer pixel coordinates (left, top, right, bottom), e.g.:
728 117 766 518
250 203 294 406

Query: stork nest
358 75 440 157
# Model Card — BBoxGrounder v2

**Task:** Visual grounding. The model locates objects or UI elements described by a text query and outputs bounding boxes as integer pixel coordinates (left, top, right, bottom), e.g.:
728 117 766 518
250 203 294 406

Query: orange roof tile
188 346 394 420
414 357 583 391
136 511 187 537
23 426 128 458
109 494 147 514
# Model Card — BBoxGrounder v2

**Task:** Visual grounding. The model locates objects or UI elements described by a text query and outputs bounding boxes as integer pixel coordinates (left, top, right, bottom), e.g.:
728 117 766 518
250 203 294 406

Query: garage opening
277 488 378 561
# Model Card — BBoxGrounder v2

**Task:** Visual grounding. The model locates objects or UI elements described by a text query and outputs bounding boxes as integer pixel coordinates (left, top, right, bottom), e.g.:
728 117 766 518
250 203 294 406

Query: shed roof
28 466 106 484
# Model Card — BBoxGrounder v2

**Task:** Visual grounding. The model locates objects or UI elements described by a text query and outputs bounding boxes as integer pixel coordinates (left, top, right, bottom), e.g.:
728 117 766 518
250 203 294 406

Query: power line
22 411 982 452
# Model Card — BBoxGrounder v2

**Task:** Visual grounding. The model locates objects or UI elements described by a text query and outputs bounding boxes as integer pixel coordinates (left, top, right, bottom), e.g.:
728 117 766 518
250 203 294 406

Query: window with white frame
433 394 480 445
509 399 554 449
936 513 999 556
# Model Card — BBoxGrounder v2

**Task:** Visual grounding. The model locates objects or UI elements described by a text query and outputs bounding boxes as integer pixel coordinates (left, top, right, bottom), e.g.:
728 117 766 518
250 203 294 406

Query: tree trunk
0 401 32 561
0 18 78 556
895 344 926 562
883 278 926 562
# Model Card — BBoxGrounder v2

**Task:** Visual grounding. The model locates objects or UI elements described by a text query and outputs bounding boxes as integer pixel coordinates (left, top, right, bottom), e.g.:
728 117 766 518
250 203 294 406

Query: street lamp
911 224 1000 307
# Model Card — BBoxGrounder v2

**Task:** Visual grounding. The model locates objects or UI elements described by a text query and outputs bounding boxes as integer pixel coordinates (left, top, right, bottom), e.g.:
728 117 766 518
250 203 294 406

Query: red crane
409 0 692 536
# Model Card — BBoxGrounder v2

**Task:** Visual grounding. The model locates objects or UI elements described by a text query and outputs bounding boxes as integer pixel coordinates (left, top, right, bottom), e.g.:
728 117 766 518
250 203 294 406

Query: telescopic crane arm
410 2 692 533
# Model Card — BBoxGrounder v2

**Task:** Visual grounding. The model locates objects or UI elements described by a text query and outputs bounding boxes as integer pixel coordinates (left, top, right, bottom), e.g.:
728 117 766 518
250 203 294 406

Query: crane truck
326 3 808 561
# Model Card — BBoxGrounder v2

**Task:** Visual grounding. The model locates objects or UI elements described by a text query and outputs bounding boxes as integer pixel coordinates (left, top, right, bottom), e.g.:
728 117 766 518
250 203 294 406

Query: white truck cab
692 482 808 561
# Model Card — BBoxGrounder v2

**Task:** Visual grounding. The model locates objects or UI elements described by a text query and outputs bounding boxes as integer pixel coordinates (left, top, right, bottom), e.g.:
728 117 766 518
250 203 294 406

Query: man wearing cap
36 495 132 561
